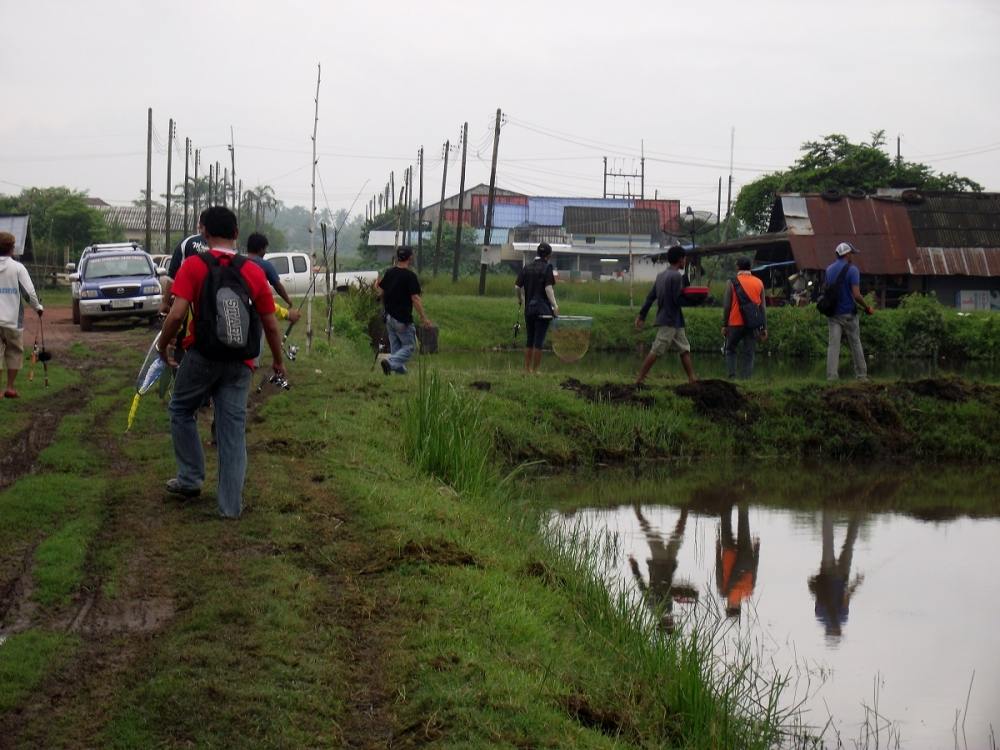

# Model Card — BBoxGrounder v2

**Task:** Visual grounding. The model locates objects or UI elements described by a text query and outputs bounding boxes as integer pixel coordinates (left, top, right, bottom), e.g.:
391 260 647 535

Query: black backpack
193 252 261 361
816 263 851 317
731 277 766 330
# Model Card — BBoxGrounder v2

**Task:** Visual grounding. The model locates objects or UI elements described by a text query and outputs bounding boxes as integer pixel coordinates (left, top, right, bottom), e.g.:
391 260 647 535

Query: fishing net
550 316 593 363
135 334 167 395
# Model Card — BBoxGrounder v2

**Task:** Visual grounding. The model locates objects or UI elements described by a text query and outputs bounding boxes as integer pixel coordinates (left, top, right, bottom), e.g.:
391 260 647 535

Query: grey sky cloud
2 0 997 221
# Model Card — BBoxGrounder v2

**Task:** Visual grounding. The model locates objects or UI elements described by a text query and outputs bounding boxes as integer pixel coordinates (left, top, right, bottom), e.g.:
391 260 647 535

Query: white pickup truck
263 252 378 296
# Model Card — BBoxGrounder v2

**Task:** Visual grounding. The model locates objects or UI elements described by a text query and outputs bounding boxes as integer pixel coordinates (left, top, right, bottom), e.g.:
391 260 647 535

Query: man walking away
721 257 767 379
0 231 43 398
246 232 295 309
375 246 431 375
634 245 696 385
157 206 285 518
825 242 874 381
160 209 209 315
515 242 559 374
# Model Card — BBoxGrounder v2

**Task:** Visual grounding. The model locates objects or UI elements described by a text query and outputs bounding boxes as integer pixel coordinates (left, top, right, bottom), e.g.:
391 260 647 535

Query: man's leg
724 326 741 378
389 323 416 373
524 347 534 372
2 327 23 394
532 348 543 371
524 316 537 372
635 352 658 384
679 352 696 383
826 317 844 381
843 315 868 379
168 350 215 491
532 318 551 372
212 362 252 518
739 330 756 379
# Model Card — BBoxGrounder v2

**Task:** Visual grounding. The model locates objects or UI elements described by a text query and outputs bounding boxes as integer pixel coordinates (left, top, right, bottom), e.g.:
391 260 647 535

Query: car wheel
72 299 80 324
80 315 93 332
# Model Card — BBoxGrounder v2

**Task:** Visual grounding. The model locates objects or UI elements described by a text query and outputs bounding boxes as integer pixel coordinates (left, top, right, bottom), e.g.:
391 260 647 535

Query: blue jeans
386 314 416 373
168 349 252 518
724 326 757 379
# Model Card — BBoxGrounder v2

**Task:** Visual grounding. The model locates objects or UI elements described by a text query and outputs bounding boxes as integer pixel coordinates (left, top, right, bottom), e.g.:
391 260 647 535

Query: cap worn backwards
835 242 859 257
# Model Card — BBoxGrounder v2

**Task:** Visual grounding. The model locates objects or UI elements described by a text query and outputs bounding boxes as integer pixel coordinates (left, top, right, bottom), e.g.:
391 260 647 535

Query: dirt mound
469 380 492 391
359 539 480 575
903 378 976 402
825 385 905 433
674 379 754 423
560 693 630 738
560 378 653 408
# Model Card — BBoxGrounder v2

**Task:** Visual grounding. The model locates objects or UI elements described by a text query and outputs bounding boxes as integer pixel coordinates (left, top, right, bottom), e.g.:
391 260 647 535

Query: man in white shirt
0 231 44 398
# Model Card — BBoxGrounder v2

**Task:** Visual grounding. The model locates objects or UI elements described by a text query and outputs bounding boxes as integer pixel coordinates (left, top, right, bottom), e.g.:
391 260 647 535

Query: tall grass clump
403 366 500 498
540 520 796 749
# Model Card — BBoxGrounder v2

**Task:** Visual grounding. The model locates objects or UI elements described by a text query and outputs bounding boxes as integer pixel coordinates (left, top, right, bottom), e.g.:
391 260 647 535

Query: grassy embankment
1 331 793 748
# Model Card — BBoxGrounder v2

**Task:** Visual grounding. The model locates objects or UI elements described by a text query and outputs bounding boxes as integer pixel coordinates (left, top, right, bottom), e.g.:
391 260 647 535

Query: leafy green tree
734 131 983 232
1 187 115 261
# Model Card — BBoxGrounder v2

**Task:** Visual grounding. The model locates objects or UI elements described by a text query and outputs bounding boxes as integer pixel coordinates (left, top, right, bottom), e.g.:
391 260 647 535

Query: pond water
429 350 1000 382
544 467 1000 749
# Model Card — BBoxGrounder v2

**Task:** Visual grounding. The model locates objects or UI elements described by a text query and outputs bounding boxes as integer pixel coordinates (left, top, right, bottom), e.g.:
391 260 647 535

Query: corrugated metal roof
98 205 204 233
527 197 632 226
0 214 31 256
905 192 1000 249
777 194 918 275
563 206 660 235
908 247 1000 276
492 203 528 229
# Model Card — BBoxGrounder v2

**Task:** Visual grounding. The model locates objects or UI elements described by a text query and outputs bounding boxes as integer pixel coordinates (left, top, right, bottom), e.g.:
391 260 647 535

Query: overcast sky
2 0 998 219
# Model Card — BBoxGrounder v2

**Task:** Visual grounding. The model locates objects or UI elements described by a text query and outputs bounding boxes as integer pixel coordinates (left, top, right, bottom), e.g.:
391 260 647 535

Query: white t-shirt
0 256 43 329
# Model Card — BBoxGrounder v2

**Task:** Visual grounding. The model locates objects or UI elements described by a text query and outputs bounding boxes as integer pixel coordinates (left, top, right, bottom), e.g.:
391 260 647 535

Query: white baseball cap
835 242 859 257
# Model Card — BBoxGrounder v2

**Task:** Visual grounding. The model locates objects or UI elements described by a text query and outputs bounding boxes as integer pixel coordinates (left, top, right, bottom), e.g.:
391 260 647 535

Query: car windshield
83 256 153 279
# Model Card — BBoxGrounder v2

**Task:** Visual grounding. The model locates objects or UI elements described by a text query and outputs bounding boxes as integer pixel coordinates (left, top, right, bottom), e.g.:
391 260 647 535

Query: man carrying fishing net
0 231 44 399
156 206 285 519
515 242 559 374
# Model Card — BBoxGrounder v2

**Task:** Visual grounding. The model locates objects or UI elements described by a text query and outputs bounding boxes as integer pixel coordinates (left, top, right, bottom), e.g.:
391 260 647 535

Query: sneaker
380 359 391 376
165 478 201 498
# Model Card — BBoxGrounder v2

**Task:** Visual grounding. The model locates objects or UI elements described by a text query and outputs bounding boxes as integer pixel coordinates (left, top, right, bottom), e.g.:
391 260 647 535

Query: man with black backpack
157 206 285 518
720 257 767 379
822 242 874 381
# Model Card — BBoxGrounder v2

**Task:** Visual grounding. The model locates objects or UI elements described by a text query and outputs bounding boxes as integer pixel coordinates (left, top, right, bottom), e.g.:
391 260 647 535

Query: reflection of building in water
628 505 697 633
716 504 760 618
808 510 864 639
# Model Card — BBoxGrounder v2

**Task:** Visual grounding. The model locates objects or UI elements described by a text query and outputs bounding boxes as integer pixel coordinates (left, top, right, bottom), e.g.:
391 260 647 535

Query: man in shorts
0 231 44 398
515 242 559 373
634 245 696 384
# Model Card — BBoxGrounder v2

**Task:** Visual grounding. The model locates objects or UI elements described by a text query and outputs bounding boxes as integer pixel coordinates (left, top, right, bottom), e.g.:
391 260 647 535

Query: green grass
0 630 79 713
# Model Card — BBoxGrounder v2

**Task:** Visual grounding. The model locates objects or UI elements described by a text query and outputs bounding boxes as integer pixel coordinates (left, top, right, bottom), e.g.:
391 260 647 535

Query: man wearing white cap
824 242 874 380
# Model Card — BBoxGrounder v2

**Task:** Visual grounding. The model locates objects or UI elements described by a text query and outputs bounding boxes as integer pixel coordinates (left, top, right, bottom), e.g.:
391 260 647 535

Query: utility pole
165 118 173 252
183 137 190 234
432 140 450 276
479 108 502 295
627 181 634 308
308 62 321 353
723 126 734 241
229 126 236 213
223 168 229 212
145 107 152 252
603 156 607 198
451 121 468 282
716 177 722 234
192 148 200 232
393 169 401 251
641 140 645 199
417 146 425 271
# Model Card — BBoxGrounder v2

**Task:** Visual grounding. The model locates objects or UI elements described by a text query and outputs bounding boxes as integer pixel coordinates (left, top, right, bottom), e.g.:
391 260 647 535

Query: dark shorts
524 314 552 349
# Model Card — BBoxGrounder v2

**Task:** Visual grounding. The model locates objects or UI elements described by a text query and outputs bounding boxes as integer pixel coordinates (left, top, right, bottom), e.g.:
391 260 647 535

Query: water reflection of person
808 511 864 639
716 504 760 619
628 505 697 633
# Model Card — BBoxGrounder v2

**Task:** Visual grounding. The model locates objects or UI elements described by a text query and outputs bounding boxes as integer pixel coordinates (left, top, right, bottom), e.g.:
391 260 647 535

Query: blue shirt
248 255 281 289
825 259 860 316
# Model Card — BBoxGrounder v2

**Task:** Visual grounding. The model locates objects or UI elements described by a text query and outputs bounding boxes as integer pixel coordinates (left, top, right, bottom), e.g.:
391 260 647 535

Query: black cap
397 245 414 261
537 242 552 258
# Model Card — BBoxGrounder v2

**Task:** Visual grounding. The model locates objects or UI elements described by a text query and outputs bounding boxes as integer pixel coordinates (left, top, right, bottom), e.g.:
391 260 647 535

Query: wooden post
145 108 152 252
183 137 190 235
307 62 321 353
193 149 199 232
432 140 449 277
417 146 424 271
165 118 173 253
451 122 468 282
479 108 501 295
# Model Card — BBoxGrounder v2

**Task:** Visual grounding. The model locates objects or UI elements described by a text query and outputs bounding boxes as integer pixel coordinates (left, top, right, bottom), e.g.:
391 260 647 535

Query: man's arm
544 284 559 316
635 284 657 328
273 280 293 308
851 283 873 314
261 312 286 377
18 266 43 314
721 283 732 333
411 294 431 326
157 297 190 366
515 284 524 306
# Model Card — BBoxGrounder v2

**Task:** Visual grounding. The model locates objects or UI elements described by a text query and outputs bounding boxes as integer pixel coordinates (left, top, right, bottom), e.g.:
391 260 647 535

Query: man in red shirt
157 206 285 518
720 257 767 379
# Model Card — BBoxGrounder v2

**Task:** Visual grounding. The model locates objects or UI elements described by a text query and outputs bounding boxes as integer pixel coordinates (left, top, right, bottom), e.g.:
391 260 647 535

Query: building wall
922 275 1000 309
